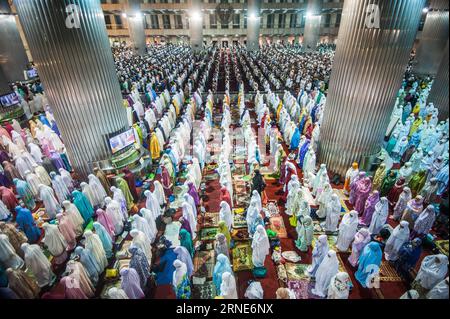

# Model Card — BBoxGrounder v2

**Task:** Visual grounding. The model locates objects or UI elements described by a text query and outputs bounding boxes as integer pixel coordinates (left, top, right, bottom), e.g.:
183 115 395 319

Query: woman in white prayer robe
219 201 233 231
139 208 157 243
384 221 410 261
312 250 340 297
152 180 166 206
250 190 262 213
39 184 61 219
28 142 43 164
313 168 330 197
34 164 51 186
144 190 161 218
285 181 301 216
324 194 341 232
104 197 124 235
183 193 197 216
327 272 351 299
336 210 359 252
414 254 448 290
21 243 55 287
59 168 74 190
107 287 129 299
426 277 449 299
88 174 107 207
130 229 152 262
316 183 333 218
83 230 108 270
62 200 84 236
400 289 420 299
303 147 317 177
182 202 197 240
251 225 270 268
111 186 128 219
368 197 389 234
42 222 67 262
25 170 41 198
15 156 32 179
307 234 329 277
220 272 238 299
49 171 70 204
80 182 96 207
0 233 24 269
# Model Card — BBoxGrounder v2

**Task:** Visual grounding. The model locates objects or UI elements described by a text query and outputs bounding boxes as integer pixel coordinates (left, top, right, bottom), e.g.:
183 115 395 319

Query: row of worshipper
9 81 47 120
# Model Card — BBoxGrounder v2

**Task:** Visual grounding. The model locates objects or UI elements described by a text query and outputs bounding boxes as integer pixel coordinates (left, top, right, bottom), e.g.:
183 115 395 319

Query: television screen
27 68 38 79
0 92 20 107
109 129 135 154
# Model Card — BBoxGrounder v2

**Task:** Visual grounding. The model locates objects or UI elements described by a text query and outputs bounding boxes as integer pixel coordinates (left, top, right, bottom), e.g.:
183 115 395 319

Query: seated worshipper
173 260 191 299
13 178 35 210
0 186 18 212
251 225 270 270
384 221 410 262
295 215 314 252
129 246 151 290
412 204 436 238
311 250 340 298
368 197 389 234
5 268 40 299
0 234 24 270
152 238 178 285
426 277 449 299
328 272 352 299
107 287 129 299
307 235 329 278
56 213 76 250
213 254 233 295
360 190 380 225
220 272 238 299
214 233 230 259
41 222 68 264
174 246 194 278
72 190 94 227
413 254 449 290
348 228 371 267
355 242 382 288
115 176 135 210
395 238 422 281
122 168 139 202
83 230 108 270
49 172 70 204
87 174 107 207
62 200 84 236
21 243 55 287
336 210 359 252
93 222 113 259
324 194 341 233
15 206 41 243
120 268 145 299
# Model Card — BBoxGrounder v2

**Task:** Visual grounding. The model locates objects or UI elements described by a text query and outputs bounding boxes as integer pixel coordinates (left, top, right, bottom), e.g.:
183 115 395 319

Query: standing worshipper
336 211 359 252
219 201 233 231
132 214 156 244
348 228 371 267
115 177 135 210
33 164 51 186
129 247 151 289
179 229 194 258
355 242 382 288
21 243 55 287
395 238 422 280
311 250 340 298
213 254 233 294
360 190 380 225
218 221 231 248
49 172 70 204
93 222 113 259
62 200 84 236
412 205 436 238
324 194 341 232
251 225 270 269
74 247 101 285
95 209 115 239
56 213 77 250
120 268 145 299
130 229 152 262
122 168 139 202
220 187 233 209
72 190 94 227
105 197 124 235
414 254 448 290
343 162 359 195
384 221 410 261
83 230 108 270
59 168 74 191
0 234 24 269
392 187 412 221
88 174 107 207
94 167 111 197
368 197 389 234
174 246 194 278
0 221 27 257
220 272 238 299
214 233 230 259
172 260 191 299
5 268 40 299
251 170 266 196
38 184 61 219
307 235 329 278
181 202 197 240
80 182 96 207
41 222 68 264
380 170 398 197
0 186 18 212
15 206 41 243
13 178 35 210
401 195 424 231
295 215 314 252
25 170 41 199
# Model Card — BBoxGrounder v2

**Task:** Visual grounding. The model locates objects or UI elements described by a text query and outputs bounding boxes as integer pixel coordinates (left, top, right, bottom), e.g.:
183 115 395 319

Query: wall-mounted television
109 128 135 154
0 92 20 108
26 68 38 79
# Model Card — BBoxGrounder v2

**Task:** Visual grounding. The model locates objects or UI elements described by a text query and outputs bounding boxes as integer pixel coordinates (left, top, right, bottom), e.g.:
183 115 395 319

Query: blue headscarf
212 254 233 294
72 190 93 224
13 179 35 210
156 247 177 285
355 241 382 287
289 127 300 151
74 246 101 284
15 206 41 243
93 222 113 258
397 238 422 271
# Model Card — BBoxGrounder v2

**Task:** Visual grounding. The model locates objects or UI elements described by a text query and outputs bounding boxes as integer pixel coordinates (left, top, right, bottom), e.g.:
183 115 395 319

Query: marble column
318 0 426 176
303 0 322 52
428 40 449 120
246 0 260 51
414 0 449 76
190 0 203 52
127 0 146 55
15 0 128 177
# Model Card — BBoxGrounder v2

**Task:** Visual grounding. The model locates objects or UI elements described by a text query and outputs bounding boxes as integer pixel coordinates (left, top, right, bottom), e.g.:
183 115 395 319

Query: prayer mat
164 221 181 247
336 254 347 272
204 173 219 181
231 228 250 241
235 194 250 207
199 227 219 241
232 242 253 271
100 280 121 299
313 221 325 235
312 234 338 251
205 163 218 171
233 207 245 214
264 201 280 217
203 212 220 227
193 250 215 279
192 281 217 299
379 261 403 282
436 240 449 256
288 280 310 299
233 213 248 229
282 251 302 263
233 164 246 176
285 263 309 281
269 215 288 238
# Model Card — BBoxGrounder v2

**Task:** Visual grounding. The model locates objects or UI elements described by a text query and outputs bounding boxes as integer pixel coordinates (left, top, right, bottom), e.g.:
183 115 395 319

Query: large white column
428 40 449 120
246 0 261 51
189 0 203 52
127 0 146 56
303 0 322 52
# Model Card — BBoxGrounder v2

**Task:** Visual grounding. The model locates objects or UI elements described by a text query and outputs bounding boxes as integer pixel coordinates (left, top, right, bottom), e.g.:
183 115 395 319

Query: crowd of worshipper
0 42 448 300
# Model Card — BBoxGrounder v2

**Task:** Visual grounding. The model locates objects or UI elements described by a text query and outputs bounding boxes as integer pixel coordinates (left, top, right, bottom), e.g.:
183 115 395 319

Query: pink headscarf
96 209 115 238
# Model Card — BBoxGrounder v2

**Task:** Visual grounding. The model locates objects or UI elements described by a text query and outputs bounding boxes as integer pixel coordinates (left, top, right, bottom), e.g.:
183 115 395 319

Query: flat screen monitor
26 68 38 79
109 129 135 154
0 92 20 107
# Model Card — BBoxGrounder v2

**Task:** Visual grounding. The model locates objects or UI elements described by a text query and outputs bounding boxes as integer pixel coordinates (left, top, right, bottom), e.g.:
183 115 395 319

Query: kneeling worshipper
5 268 40 299
93 222 113 259
413 254 448 290
220 272 238 299
21 243 55 287
307 234 329 278
107 287 129 299
384 221 410 262
41 222 68 264
312 250 340 298
129 246 151 290
327 272 352 299
251 225 270 270
120 268 145 299
0 234 24 269
426 277 449 299
83 230 108 270
213 254 233 294
15 206 41 244
355 242 382 288
174 246 194 278
172 260 191 299
336 210 359 252
348 228 371 267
